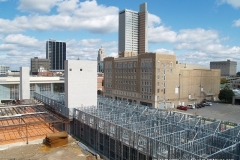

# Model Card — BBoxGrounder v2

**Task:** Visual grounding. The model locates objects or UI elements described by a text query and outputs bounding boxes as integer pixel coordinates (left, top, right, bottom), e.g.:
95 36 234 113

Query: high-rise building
31 57 50 73
210 59 237 76
0 65 10 75
118 3 148 57
97 47 106 72
46 39 66 71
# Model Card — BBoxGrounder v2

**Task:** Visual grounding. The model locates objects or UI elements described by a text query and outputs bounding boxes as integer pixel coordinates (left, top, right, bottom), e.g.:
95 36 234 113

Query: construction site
0 99 98 160
34 92 240 160
0 100 68 145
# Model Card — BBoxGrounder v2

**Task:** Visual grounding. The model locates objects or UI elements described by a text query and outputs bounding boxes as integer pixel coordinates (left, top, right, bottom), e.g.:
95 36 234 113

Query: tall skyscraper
97 46 106 72
118 3 148 57
46 39 66 71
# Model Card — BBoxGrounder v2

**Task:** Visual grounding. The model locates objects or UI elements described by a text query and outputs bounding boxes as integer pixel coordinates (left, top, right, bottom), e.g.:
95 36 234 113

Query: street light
199 85 203 103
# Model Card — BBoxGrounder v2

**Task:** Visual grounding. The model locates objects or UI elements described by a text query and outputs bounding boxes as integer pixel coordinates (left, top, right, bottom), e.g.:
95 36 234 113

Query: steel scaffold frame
35 93 240 160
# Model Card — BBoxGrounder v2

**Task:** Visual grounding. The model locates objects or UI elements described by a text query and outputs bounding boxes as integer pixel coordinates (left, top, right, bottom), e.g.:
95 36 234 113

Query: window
158 61 160 67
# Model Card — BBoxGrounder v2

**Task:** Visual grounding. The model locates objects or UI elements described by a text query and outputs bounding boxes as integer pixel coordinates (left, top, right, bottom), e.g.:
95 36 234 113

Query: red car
177 105 188 110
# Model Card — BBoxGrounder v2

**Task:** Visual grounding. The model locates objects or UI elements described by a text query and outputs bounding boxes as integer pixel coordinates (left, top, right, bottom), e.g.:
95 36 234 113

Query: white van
187 104 195 109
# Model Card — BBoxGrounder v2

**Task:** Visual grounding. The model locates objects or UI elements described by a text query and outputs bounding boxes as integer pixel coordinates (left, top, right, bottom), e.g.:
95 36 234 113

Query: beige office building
103 53 220 108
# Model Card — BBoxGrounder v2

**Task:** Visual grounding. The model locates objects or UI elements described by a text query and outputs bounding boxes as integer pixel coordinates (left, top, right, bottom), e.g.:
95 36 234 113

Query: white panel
65 60 97 108
20 67 30 100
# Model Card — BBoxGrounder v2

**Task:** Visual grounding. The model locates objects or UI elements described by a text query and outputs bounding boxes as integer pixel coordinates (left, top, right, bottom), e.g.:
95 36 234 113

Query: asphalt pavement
176 102 240 124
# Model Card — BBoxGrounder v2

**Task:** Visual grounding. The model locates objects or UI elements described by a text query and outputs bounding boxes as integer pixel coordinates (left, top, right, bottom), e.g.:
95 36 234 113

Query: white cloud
148 13 161 28
57 0 79 15
0 0 119 34
217 0 240 8
233 19 240 27
154 48 175 54
0 44 15 51
4 34 43 48
176 28 219 43
18 0 59 13
148 26 177 43
78 39 101 47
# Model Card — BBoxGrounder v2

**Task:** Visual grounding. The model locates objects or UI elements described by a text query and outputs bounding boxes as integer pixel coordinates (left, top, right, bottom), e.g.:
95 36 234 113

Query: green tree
220 78 227 84
218 87 235 103
237 72 240 77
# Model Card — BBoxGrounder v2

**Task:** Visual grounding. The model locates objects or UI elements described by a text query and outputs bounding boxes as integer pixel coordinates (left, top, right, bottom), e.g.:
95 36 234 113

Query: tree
237 72 240 77
220 78 227 84
218 87 235 103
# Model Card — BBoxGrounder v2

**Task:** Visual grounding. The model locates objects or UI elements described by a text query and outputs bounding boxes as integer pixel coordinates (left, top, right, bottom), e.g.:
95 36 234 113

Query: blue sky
0 0 240 71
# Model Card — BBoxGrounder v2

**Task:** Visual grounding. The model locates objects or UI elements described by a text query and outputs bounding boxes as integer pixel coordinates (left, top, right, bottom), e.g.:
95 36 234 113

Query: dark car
177 105 188 110
196 104 202 108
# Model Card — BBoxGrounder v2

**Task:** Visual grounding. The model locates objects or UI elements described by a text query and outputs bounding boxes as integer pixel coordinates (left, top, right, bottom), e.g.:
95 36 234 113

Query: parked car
204 102 212 106
196 104 202 108
177 105 188 110
187 104 195 109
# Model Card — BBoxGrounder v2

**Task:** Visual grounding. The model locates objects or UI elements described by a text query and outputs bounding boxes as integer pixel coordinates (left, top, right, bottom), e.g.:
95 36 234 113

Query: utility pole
178 73 181 105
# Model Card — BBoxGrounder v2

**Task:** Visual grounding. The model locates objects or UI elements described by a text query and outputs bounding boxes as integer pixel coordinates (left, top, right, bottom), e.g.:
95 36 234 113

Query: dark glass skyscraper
46 39 66 71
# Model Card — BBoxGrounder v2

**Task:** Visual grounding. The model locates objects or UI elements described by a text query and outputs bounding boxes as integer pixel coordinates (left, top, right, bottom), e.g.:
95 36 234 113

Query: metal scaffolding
34 93 240 160
0 104 68 144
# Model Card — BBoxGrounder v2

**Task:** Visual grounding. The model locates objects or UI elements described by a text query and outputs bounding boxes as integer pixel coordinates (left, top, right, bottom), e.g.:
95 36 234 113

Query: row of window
105 74 112 78
116 85 136 91
116 75 136 79
105 84 112 88
157 75 166 80
115 90 137 97
115 62 137 68
105 63 112 69
141 81 152 86
116 80 136 85
141 87 152 93
116 69 137 73
141 95 152 100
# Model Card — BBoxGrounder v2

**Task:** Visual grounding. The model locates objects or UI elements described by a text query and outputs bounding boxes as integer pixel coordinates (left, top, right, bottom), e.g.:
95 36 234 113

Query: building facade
118 3 148 57
46 39 66 71
31 57 50 73
210 59 237 76
97 47 106 72
103 53 220 108
0 65 10 75
0 76 64 102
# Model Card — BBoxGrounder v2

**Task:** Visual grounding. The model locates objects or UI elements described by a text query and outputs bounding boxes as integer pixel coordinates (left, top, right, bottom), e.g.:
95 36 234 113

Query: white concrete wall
20 67 30 100
65 60 97 108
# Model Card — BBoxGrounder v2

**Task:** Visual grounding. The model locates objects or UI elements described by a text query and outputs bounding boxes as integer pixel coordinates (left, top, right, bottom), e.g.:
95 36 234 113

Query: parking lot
176 102 240 124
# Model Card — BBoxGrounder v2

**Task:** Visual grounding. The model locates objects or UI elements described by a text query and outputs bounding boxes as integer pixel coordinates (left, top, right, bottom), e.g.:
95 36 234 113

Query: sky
0 0 240 71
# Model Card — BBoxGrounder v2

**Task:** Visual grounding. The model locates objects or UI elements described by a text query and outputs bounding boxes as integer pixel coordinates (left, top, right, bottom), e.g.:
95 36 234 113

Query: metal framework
34 93 240 160
34 92 69 118
0 104 68 144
